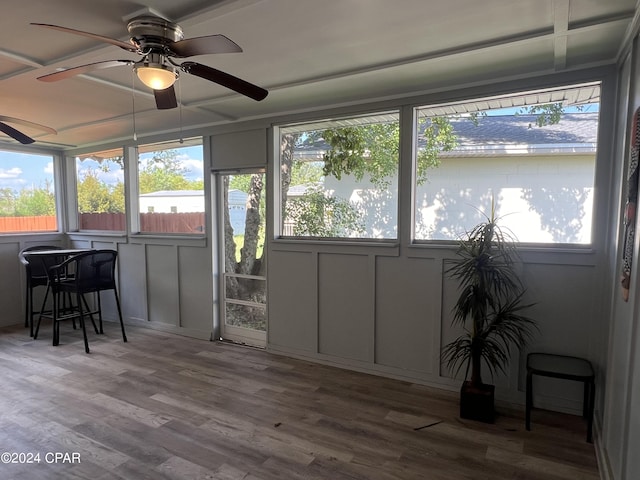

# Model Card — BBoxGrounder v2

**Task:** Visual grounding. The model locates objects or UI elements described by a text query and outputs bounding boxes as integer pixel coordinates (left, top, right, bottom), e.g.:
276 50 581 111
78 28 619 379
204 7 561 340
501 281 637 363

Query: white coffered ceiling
0 0 636 149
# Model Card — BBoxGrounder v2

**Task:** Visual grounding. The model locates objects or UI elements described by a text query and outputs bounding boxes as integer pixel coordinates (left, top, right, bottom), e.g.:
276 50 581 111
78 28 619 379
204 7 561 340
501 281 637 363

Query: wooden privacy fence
80 213 125 231
138 212 205 233
0 215 57 232
0 213 205 233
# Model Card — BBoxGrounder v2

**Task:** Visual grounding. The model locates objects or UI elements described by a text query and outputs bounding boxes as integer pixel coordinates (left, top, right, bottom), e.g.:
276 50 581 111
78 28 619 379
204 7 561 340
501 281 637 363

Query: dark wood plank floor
0 323 600 480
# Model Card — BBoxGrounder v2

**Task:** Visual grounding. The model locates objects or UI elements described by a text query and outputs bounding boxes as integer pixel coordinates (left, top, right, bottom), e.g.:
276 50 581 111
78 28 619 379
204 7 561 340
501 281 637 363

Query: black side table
526 352 595 443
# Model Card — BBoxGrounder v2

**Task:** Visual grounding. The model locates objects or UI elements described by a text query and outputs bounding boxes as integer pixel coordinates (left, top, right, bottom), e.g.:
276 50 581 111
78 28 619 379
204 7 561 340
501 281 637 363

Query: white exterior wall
324 153 595 243
139 194 204 213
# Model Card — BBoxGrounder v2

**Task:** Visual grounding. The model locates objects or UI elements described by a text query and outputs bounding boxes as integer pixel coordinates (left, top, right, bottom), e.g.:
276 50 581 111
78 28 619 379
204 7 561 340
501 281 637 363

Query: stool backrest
19 245 63 279
65 250 118 293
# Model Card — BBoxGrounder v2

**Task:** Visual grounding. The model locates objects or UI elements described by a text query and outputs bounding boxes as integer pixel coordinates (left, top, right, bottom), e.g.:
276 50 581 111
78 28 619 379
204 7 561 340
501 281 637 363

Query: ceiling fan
32 14 268 109
0 116 57 144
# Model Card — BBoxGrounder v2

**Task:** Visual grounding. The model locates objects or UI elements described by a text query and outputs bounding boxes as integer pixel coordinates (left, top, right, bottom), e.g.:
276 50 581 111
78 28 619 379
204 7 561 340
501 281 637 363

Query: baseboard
115 316 212 341
593 413 614 480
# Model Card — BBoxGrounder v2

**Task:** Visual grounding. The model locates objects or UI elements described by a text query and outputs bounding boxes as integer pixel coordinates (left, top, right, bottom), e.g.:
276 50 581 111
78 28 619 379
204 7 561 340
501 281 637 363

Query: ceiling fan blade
37 60 133 82
170 35 242 57
181 62 268 101
0 116 56 135
31 23 138 52
0 122 35 144
154 86 178 110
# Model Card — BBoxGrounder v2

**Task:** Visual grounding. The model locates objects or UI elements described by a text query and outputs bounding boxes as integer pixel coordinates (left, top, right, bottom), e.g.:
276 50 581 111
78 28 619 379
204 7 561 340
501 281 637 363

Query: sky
0 150 54 192
0 145 203 193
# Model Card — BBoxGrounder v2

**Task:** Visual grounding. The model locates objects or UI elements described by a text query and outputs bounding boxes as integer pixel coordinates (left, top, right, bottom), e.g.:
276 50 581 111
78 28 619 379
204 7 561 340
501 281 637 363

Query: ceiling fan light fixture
135 63 178 90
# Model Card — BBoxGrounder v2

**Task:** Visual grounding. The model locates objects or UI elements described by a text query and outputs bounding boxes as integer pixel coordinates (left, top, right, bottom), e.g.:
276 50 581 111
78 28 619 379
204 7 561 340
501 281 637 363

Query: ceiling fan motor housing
127 15 184 53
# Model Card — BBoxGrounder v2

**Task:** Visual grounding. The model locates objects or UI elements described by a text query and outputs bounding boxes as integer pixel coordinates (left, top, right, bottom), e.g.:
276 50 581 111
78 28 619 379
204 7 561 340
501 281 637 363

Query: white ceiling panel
0 0 635 148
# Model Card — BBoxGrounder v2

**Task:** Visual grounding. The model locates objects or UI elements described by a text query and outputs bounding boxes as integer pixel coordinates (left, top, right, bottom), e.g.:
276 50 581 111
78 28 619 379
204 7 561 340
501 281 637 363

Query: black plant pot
460 380 495 423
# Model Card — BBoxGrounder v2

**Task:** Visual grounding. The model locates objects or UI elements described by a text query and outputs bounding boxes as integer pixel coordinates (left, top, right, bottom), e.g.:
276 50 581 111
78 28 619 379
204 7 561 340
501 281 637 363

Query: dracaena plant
442 206 537 388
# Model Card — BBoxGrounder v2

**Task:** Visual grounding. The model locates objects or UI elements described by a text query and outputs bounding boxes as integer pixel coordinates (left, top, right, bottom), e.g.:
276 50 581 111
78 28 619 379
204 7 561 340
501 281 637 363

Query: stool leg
28 284 34 337
526 371 533 431
77 292 90 354
52 291 59 346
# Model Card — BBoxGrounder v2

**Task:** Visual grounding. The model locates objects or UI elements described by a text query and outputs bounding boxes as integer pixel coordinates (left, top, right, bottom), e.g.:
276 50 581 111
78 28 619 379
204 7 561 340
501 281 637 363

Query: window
279 112 400 239
138 138 205 234
0 149 57 233
413 82 600 245
76 148 125 231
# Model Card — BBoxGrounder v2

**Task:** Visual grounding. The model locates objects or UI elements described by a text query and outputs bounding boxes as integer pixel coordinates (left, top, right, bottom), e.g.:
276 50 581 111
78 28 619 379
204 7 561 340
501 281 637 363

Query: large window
76 148 125 231
0 149 57 233
138 138 205 234
413 82 600 245
279 112 400 240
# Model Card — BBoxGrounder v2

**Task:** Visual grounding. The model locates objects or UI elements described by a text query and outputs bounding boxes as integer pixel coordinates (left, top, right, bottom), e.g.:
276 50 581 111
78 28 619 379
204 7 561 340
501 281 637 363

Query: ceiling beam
0 49 43 68
553 0 570 70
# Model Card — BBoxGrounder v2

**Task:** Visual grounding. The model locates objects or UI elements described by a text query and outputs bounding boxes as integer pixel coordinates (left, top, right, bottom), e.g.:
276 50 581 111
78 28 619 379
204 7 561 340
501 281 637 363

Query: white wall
600 36 640 480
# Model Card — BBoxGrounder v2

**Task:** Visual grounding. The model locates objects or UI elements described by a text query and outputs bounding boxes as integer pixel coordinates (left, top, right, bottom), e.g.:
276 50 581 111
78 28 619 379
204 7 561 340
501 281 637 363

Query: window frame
0 144 61 235
134 137 206 237
74 147 126 233
409 82 601 248
275 110 402 242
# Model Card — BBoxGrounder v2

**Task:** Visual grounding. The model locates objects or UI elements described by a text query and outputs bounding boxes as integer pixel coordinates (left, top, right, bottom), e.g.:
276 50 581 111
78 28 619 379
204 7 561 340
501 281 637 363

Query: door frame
213 168 267 348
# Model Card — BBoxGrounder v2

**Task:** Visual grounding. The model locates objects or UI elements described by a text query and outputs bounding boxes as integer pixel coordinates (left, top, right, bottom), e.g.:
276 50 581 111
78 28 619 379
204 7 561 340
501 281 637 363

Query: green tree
519 102 582 127
319 119 457 188
77 169 125 213
139 149 193 194
14 181 55 216
285 187 365 237
0 188 16 216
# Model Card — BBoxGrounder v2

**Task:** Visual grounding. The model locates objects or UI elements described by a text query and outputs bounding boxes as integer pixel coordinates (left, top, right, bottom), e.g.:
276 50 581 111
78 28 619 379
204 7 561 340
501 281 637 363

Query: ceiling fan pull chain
131 69 138 141
178 79 183 143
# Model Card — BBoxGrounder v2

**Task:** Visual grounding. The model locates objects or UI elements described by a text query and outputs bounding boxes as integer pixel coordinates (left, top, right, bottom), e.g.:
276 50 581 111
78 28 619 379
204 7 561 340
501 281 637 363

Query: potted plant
442 206 536 423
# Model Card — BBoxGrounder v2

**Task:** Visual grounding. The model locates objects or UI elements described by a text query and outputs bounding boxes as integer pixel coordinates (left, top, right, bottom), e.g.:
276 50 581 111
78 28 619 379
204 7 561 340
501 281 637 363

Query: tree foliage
0 181 56 217
317 118 458 188
77 169 124 213
416 117 458 184
519 102 583 127
139 150 202 194
14 181 56 216
285 186 365 237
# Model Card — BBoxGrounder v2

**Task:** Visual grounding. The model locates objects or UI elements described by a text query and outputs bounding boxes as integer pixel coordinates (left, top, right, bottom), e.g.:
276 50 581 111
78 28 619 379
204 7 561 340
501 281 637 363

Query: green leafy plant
442 205 537 388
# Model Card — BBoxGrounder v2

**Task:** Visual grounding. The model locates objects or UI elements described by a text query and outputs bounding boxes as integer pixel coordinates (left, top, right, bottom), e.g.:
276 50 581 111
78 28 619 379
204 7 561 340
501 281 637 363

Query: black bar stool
526 352 595 443
18 245 62 337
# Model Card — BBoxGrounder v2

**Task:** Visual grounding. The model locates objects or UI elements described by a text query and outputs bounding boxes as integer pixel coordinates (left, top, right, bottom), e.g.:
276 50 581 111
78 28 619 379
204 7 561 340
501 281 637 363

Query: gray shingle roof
448 112 598 146
292 111 599 159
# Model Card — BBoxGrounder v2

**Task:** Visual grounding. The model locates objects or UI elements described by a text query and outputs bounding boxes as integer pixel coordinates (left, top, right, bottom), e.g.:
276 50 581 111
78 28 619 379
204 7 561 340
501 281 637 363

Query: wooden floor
0 323 600 480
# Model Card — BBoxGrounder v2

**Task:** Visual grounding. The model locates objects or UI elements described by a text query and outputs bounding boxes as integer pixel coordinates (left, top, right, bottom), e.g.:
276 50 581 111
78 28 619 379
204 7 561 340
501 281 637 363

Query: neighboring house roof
443 112 598 155
228 189 248 204
287 184 319 197
293 112 599 159
449 113 598 145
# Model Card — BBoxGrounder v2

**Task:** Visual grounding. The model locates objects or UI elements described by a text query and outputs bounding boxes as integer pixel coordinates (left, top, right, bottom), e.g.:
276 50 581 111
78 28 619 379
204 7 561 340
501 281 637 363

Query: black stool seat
526 352 595 443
